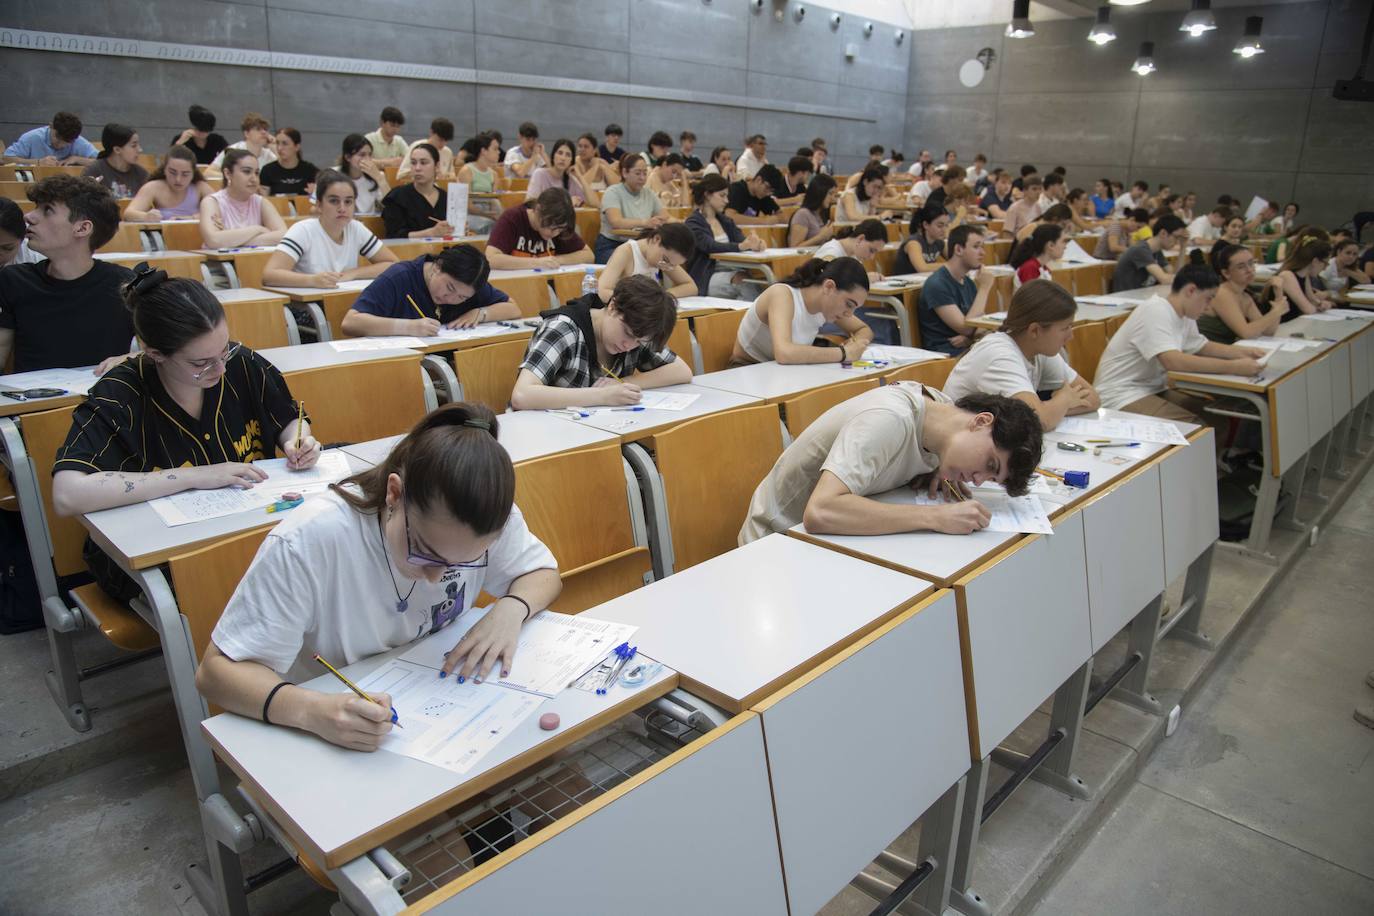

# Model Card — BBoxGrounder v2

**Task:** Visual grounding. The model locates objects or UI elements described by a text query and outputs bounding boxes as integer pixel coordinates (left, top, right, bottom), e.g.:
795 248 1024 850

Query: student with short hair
1002 176 1043 237
1011 223 1067 287
1113 179 1148 216
505 122 548 179
381 143 453 239
511 275 690 409
893 205 949 275
261 170 397 289
647 153 690 207
397 118 456 182
702 145 735 179
365 107 408 168
1196 244 1284 344
643 130 673 168
1039 172 1066 213
725 164 783 226
486 188 591 270
678 131 703 174
918 224 997 356
967 153 990 189
1188 206 1230 245
1113 215 1184 291
737 134 769 179
0 198 42 268
980 171 1015 220
1092 208 1143 260
258 128 319 196
81 124 148 198
811 138 833 176
196 402 561 746
526 138 589 206
4 111 98 165
731 257 874 366
124 145 214 223
172 105 229 166
908 166 943 208
210 113 277 173
598 124 624 165
0 177 132 373
1095 264 1266 424
345 244 519 337
778 156 814 204
944 279 1099 429
787 173 837 248
685 173 766 297
739 385 1043 542
1245 200 1281 237
597 223 696 301
1010 164 1037 192
200 149 287 248
1269 238 1333 318
905 149 934 177
337 134 390 216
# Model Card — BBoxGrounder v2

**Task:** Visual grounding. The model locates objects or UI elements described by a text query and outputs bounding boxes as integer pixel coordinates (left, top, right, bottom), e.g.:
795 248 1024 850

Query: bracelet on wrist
502 594 534 622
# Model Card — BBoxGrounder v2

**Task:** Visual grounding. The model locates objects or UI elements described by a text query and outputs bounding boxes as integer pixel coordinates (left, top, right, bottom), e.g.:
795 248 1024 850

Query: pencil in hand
312 653 402 727
294 400 305 451
406 293 429 319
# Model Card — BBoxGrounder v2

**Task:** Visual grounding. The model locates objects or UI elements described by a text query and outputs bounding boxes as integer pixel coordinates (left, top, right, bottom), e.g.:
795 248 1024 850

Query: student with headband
344 244 521 336
51 267 317 599
196 403 561 751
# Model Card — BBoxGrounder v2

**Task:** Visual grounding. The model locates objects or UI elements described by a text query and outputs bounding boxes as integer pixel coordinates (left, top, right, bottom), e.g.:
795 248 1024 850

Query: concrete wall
903 0 1373 229
0 0 912 175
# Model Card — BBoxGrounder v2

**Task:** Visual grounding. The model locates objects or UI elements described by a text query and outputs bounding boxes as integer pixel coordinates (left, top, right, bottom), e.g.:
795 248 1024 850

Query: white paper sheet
1061 240 1096 264
1247 336 1323 352
1076 294 1140 307
266 279 373 294
1321 307 1374 319
148 450 352 526
1299 312 1355 322
1054 414 1189 446
355 659 544 775
0 366 100 395
675 296 757 311
579 390 701 414
446 181 469 237
909 489 1054 535
435 323 522 340
1347 292 1374 303
861 345 945 364
328 337 430 351
1244 196 1269 221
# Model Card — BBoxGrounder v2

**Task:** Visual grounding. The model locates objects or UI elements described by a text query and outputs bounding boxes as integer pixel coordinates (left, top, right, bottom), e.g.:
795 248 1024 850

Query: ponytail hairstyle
332 403 515 536
782 256 871 294
1010 223 1065 269
1001 278 1077 337
834 218 886 243
607 274 678 350
1205 242 1246 279
1037 203 1073 226
97 123 136 159
690 172 729 207
409 142 440 174
1278 238 1331 276
121 266 226 356
797 173 836 217
149 145 205 184
313 168 357 204
639 222 696 261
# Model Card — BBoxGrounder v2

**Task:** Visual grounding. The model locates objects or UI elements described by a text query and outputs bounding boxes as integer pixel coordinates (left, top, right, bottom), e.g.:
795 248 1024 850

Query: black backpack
0 508 43 634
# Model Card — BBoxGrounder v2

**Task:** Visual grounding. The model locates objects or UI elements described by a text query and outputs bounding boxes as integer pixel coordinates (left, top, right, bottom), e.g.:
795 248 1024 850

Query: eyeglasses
403 502 488 569
184 340 241 380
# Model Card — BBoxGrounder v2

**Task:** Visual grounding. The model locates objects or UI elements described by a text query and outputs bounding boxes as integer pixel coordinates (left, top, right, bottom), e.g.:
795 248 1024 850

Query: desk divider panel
1305 356 1337 442
1270 372 1310 476
1327 345 1353 421
1082 464 1166 654
1160 431 1220 584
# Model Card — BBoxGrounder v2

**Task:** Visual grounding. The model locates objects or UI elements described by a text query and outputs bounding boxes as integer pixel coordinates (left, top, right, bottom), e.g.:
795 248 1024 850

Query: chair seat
71 583 159 651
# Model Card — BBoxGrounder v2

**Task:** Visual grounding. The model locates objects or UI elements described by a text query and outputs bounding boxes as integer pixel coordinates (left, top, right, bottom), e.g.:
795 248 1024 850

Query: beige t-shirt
739 382 949 543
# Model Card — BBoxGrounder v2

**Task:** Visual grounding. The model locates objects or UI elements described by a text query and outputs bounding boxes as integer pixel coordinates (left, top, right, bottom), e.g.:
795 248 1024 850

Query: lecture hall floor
1 470 1373 915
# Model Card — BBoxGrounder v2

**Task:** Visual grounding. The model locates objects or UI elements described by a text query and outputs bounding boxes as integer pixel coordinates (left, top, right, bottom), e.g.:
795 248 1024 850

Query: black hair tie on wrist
262 681 292 725
127 261 169 294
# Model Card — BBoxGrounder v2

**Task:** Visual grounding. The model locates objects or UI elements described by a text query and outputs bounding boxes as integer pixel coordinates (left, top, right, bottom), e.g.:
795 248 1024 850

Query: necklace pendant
396 598 409 614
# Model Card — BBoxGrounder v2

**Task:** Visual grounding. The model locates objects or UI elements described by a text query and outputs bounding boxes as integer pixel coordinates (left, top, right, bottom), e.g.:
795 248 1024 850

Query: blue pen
1096 442 1140 449
496 320 522 329
610 406 645 412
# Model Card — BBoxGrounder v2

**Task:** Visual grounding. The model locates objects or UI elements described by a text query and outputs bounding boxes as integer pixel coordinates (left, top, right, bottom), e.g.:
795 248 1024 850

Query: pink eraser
539 713 560 731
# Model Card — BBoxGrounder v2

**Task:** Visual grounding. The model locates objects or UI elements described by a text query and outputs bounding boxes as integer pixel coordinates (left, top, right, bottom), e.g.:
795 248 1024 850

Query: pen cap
1064 469 1090 489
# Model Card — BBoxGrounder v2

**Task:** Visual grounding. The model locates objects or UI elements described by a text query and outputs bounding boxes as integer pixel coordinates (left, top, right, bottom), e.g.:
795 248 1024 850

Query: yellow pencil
406 293 428 319
600 362 621 381
313 654 402 727
943 479 965 502
294 400 304 450
1036 467 1066 482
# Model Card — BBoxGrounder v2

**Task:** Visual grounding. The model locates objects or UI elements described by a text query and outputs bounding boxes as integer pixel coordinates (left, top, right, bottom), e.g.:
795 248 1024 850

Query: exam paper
912 489 1054 535
675 296 755 311
861 345 945 364
1244 196 1269 221
1060 240 1096 264
436 323 523 340
266 279 374 294
329 337 430 351
0 366 100 396
1322 308 1373 319
580 391 701 414
1247 336 1323 352
1055 414 1189 446
446 181 469 237
148 450 352 526
1076 294 1140 308
355 659 543 776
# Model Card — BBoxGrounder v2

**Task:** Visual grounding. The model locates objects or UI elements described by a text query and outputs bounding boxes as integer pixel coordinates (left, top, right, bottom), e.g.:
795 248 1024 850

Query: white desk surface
214 287 289 304
563 383 761 441
261 279 373 301
80 450 370 570
342 412 622 468
379 234 487 248
489 264 602 281
677 295 754 313
869 273 928 294
193 245 276 259
591 534 933 713
258 341 421 374
710 247 815 263
95 249 203 263
974 302 1125 327
202 626 679 870
692 360 894 402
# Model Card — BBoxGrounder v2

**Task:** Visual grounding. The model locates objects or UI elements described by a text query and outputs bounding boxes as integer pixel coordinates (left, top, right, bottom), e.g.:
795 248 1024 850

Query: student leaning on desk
731 257 874 367
50 270 319 600
344 244 520 336
195 404 561 752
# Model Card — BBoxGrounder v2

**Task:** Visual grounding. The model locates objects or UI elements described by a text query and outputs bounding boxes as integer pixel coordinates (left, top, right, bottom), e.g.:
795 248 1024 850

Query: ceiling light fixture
1180 0 1217 37
1234 16 1266 58
1006 0 1034 39
1088 5 1117 45
1131 41 1156 75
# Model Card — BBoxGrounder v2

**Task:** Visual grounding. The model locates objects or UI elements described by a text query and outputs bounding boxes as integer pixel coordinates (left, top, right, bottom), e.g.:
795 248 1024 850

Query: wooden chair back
0 181 34 201
667 318 694 368
514 444 639 572
16 405 86 577
875 248 899 276
31 165 84 180
574 208 601 249
549 547 652 614
651 404 783 571
160 221 205 251
780 376 880 439
263 196 293 217
282 355 429 444
224 250 275 290
1103 312 1129 337
990 274 1015 312
452 339 528 412
96 223 147 254
550 270 587 305
882 357 958 390
1065 321 1109 383
167 528 270 665
1075 264 1108 297
220 298 294 350
692 310 747 373
489 275 554 317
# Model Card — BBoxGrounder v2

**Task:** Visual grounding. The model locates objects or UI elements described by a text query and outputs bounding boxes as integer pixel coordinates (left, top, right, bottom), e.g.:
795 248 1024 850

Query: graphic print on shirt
428 576 466 636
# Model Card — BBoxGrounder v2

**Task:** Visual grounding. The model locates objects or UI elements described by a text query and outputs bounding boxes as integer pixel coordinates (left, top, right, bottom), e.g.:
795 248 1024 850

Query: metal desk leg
948 758 992 916
1033 660 1094 799
1327 416 1353 479
851 777 967 916
1092 596 1166 716
1303 431 1333 504
1158 542 1216 650
867 294 913 347
621 443 674 579
1276 457 1310 531
419 355 460 405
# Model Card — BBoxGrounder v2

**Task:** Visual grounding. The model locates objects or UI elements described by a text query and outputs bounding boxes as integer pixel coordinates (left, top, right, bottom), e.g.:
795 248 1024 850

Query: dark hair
604 123 624 137
1333 238 1359 256
1010 223 1065 269
313 169 357 203
754 164 784 195
1207 241 1249 277
1066 188 1086 204
240 112 270 133
517 121 539 139
1002 278 1077 337
619 153 647 174
868 144 886 156
908 204 946 239
97 123 136 159
1097 177 1112 190
662 152 685 168
150 145 206 184
380 107 405 126
1023 175 1044 191
51 112 83 143
811 137 828 151
835 219 886 243
530 188 576 234
746 133 766 144
782 256 870 294
432 243 491 289
679 130 696 142
953 393 1042 497
333 403 514 536
608 274 677 349
188 105 216 133
430 118 455 142
339 134 379 190
1019 164 1037 178
1171 263 1221 293
547 139 576 189
1152 214 1186 237
1037 203 1073 225
786 155 814 175
1278 238 1331 275
578 132 599 150
121 272 225 355
1052 166 1067 176
642 222 696 261
975 153 987 162
648 130 672 150
709 145 730 166
691 172 730 206
947 224 986 256
854 165 886 202
409 142 441 168
269 128 298 148
797 173 836 217
0 198 25 239
474 131 501 156
1132 180 1149 192
1128 207 1150 224
796 146 815 158
1284 201 1300 215
221 148 257 175
28 175 121 250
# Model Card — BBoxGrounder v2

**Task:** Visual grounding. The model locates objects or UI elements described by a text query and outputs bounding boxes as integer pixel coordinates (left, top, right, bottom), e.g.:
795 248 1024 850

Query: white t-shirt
966 167 988 186
1093 295 1208 410
210 140 277 172
814 239 847 260
1188 215 1220 241
504 146 546 178
1112 191 1138 216
736 149 768 180
275 218 381 275
911 180 934 202
211 490 556 683
942 331 1077 403
740 382 950 542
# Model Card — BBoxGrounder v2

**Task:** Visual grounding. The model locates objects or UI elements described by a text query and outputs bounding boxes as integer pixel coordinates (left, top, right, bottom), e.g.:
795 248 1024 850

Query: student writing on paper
123 145 215 222
815 220 887 283
787 173 838 248
344 244 519 336
199 149 287 248
381 144 454 239
1011 224 1067 288
892 206 948 275
260 171 396 289
1267 238 1333 318
685 173 767 298
511 275 689 409
0 177 134 374
943 279 1099 430
485 189 591 270
51 271 317 600
1094 264 1266 425
725 164 784 227
917 224 998 356
3 111 98 165
196 403 561 751
738 385 1042 542
1013 202 1074 244
337 133 390 216
730 257 874 367
597 223 697 301
1196 245 1284 344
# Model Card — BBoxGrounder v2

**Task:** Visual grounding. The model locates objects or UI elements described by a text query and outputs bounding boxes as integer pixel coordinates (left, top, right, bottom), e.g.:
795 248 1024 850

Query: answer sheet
328 337 430 351
0 366 100 395
1055 414 1189 446
912 489 1054 535
148 450 352 526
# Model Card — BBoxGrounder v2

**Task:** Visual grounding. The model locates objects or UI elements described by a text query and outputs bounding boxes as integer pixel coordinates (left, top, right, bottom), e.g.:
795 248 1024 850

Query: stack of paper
328 337 430 352
0 366 100 396
148 450 353 526
1076 294 1141 307
1055 414 1189 446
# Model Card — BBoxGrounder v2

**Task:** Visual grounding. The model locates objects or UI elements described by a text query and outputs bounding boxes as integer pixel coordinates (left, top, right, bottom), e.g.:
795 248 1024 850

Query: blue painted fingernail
457 675 465 684
439 671 446 678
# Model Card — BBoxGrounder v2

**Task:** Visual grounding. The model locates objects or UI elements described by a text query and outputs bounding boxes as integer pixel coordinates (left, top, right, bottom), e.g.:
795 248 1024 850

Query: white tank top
736 284 826 364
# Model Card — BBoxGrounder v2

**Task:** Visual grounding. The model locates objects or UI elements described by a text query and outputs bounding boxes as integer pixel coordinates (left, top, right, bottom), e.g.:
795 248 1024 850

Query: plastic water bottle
581 266 598 297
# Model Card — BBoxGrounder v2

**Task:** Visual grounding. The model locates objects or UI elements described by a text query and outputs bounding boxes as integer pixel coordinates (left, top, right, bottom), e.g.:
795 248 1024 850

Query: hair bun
124 262 170 299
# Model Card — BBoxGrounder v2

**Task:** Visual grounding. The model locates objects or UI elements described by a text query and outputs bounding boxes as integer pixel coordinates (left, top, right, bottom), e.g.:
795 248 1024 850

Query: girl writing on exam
382 143 455 239
260 170 397 289
596 222 698 301
342 244 521 337
51 268 318 600
942 279 1100 430
730 257 873 367
123 145 214 223
196 403 561 752
198 149 287 248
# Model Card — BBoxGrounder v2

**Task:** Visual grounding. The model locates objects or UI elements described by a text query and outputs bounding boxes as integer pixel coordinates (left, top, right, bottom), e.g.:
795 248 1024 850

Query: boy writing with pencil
342 245 521 337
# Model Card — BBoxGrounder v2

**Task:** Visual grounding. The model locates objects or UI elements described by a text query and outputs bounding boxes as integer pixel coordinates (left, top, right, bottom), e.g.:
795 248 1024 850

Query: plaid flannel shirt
520 315 676 388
